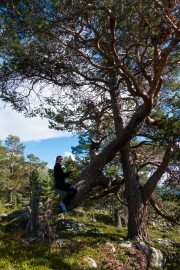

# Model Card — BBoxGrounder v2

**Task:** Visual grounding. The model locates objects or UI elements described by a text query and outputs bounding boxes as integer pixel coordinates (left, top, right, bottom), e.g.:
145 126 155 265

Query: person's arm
55 163 72 180
63 171 72 178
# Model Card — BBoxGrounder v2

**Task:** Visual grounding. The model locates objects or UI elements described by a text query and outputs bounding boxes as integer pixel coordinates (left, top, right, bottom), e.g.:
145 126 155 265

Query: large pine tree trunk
109 82 149 240
121 144 149 240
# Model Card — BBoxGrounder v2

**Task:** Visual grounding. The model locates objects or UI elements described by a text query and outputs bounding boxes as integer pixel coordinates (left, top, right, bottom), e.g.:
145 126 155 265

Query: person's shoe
59 203 67 213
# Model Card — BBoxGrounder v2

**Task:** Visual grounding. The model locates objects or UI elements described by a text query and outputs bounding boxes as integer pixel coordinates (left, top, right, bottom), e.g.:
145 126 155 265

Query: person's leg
62 185 77 205
59 182 72 191
55 184 69 213
57 183 77 212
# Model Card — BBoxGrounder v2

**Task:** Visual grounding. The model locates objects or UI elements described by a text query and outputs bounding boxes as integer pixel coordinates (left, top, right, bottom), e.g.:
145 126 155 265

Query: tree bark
121 144 149 240
142 142 176 202
26 184 41 235
115 208 122 228
109 82 149 240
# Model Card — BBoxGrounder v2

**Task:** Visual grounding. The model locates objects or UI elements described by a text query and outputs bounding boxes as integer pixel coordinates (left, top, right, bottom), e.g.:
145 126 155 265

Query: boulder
2 208 30 230
5 208 30 221
136 241 166 269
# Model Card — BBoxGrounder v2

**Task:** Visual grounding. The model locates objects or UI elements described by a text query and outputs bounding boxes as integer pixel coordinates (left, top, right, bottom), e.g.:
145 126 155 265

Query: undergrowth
0 206 179 269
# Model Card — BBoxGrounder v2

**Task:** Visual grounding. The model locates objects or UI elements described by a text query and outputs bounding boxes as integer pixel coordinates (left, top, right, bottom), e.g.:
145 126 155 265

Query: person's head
56 155 63 164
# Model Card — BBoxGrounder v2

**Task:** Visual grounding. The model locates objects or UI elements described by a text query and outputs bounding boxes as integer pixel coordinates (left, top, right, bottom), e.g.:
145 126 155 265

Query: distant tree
71 132 92 168
0 135 48 205
0 140 8 200
26 169 42 235
2 135 26 204
26 153 48 179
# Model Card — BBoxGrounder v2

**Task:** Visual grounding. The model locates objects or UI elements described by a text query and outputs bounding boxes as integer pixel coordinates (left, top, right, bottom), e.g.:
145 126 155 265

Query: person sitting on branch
54 155 77 213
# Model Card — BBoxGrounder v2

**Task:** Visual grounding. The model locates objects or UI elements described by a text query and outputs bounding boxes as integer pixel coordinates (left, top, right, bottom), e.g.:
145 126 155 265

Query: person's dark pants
56 183 77 205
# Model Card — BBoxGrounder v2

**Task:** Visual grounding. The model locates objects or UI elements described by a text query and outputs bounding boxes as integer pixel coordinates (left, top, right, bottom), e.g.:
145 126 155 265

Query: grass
0 206 179 269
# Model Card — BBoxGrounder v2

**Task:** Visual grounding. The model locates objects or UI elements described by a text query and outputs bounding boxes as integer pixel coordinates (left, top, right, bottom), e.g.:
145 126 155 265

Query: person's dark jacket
54 163 71 189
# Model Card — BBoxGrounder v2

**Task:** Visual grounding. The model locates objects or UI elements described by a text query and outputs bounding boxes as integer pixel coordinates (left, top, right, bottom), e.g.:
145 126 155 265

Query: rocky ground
0 207 179 269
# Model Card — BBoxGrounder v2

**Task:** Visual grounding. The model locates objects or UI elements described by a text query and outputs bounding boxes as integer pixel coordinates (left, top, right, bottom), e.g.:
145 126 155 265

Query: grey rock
90 217 97 223
86 228 103 234
4 208 30 230
106 242 116 252
56 218 84 232
149 221 156 227
83 257 98 268
5 208 30 221
136 241 166 269
120 241 132 248
0 213 8 220
155 238 171 246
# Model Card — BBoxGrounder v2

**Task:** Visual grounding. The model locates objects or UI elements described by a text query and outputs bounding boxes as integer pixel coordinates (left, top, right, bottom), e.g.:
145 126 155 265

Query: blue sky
23 136 78 168
0 101 78 168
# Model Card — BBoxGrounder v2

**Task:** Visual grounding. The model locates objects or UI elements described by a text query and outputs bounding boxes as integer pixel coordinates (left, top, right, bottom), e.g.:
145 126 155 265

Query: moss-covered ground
0 204 179 270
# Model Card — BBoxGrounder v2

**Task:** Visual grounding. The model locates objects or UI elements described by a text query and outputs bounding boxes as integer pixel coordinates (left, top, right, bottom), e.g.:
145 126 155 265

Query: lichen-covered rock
56 218 84 231
86 228 103 234
5 208 30 221
136 241 166 269
3 208 30 230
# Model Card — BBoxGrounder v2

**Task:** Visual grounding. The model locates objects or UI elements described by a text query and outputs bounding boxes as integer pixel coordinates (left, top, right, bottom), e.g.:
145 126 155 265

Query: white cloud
0 101 70 142
64 151 75 160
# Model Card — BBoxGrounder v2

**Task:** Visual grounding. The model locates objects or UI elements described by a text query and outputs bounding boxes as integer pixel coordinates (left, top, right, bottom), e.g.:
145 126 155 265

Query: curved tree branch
142 141 176 202
116 193 128 207
90 177 124 200
149 194 179 225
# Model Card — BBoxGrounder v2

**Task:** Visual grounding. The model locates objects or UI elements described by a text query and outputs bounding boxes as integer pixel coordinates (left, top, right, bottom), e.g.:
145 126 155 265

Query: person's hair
55 155 63 162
